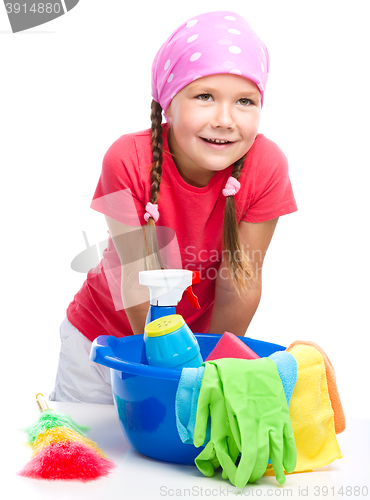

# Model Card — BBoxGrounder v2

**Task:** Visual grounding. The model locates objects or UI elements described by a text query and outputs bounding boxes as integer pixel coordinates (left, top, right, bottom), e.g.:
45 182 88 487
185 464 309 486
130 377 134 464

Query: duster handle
36 393 50 412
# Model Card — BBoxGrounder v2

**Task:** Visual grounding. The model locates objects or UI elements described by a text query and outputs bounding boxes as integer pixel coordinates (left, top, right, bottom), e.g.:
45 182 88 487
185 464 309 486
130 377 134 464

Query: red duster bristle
18 441 115 482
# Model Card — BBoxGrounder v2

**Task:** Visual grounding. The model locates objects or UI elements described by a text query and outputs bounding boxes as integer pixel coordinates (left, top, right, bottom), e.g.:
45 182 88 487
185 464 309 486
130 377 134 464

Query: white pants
49 317 114 404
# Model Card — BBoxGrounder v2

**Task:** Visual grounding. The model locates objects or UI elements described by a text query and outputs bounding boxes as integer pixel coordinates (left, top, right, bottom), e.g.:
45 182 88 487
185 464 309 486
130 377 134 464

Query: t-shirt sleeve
90 134 146 226
242 137 298 223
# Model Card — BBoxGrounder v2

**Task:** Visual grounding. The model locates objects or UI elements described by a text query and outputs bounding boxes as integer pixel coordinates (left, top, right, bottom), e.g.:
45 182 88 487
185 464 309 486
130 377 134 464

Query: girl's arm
208 218 279 336
105 215 150 334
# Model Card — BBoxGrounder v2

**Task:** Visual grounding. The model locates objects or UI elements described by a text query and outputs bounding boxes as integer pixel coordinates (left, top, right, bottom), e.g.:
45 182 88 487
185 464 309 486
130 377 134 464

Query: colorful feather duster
18 394 115 481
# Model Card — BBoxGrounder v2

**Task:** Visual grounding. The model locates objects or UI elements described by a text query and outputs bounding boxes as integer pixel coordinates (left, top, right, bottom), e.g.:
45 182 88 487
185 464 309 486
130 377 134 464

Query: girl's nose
210 103 235 129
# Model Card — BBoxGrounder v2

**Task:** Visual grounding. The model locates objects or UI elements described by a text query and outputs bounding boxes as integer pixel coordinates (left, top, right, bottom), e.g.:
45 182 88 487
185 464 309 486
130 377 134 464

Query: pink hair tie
144 202 159 222
222 177 241 197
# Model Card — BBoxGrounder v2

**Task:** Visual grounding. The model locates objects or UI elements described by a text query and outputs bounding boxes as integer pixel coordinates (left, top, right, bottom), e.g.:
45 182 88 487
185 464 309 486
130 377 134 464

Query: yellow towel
287 340 345 434
288 344 342 472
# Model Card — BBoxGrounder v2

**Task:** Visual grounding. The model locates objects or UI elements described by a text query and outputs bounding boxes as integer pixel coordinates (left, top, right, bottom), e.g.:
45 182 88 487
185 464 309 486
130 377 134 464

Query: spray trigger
185 286 201 309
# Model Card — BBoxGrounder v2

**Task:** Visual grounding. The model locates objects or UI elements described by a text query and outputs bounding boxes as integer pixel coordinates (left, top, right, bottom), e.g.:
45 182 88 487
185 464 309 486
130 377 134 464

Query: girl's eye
238 98 252 106
197 94 213 101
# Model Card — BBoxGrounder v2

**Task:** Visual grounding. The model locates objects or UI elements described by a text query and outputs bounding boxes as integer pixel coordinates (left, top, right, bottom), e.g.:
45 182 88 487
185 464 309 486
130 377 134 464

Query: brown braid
149 100 163 205
143 100 165 270
223 153 254 293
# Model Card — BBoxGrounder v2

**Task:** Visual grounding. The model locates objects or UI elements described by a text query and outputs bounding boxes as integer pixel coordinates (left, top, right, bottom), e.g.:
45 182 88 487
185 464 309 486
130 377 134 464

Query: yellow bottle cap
145 314 185 337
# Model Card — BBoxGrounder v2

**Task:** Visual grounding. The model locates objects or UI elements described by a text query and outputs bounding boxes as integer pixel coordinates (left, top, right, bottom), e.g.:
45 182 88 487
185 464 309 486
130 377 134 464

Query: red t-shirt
67 123 297 341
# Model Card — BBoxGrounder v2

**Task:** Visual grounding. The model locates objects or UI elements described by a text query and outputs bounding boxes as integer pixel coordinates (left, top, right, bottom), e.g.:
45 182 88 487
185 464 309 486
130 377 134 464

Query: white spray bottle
139 269 202 368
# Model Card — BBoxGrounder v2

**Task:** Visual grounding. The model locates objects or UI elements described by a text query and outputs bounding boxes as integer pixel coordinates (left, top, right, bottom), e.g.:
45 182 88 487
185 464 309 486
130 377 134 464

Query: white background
1 0 369 423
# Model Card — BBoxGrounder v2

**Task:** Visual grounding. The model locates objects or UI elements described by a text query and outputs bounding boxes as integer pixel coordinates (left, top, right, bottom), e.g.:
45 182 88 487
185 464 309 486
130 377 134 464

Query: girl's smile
166 74 261 187
201 139 234 148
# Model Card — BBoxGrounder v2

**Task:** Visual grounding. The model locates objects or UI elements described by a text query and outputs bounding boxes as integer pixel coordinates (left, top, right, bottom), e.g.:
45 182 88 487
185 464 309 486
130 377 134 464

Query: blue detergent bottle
138 269 201 365
144 314 203 369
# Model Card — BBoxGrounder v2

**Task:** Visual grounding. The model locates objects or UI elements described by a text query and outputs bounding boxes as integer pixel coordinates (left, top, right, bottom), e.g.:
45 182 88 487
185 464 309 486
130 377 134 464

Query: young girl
50 11 297 404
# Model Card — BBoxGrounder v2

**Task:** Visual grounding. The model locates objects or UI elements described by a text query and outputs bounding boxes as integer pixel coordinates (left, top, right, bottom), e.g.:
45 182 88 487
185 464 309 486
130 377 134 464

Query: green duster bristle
24 410 90 444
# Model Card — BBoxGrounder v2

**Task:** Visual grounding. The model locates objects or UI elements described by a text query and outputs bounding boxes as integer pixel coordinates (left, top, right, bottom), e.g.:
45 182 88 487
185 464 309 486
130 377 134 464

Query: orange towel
286 340 345 434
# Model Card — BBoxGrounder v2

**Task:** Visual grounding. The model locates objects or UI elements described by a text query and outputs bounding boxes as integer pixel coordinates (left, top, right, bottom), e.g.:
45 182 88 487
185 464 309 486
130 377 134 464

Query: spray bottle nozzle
185 286 201 309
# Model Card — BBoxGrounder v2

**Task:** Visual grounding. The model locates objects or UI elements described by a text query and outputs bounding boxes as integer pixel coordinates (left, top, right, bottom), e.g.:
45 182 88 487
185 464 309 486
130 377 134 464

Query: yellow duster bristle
31 426 106 458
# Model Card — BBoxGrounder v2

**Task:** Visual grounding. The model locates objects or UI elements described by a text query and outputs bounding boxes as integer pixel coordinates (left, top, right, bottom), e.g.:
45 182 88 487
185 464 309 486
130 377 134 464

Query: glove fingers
222 433 239 479
214 440 237 486
234 448 258 489
228 434 241 464
233 428 258 489
194 364 220 447
193 405 210 447
282 423 297 473
228 412 242 450
194 364 227 447
268 429 286 485
248 434 270 484
220 435 240 480
194 442 219 477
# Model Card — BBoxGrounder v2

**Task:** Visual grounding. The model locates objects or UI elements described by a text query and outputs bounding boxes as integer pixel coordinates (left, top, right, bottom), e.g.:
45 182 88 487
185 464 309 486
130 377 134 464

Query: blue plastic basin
90 333 285 465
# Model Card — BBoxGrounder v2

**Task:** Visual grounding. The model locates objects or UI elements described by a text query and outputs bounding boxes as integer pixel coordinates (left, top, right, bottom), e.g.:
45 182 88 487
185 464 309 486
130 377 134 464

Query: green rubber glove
209 358 297 488
193 362 240 483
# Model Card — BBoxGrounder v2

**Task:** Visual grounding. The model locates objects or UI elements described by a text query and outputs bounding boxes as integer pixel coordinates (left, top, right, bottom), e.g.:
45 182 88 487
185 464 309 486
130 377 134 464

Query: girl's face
166 73 261 187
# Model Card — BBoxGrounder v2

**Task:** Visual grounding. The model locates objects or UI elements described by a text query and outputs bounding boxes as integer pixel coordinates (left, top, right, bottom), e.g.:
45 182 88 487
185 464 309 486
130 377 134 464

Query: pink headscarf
151 11 270 113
